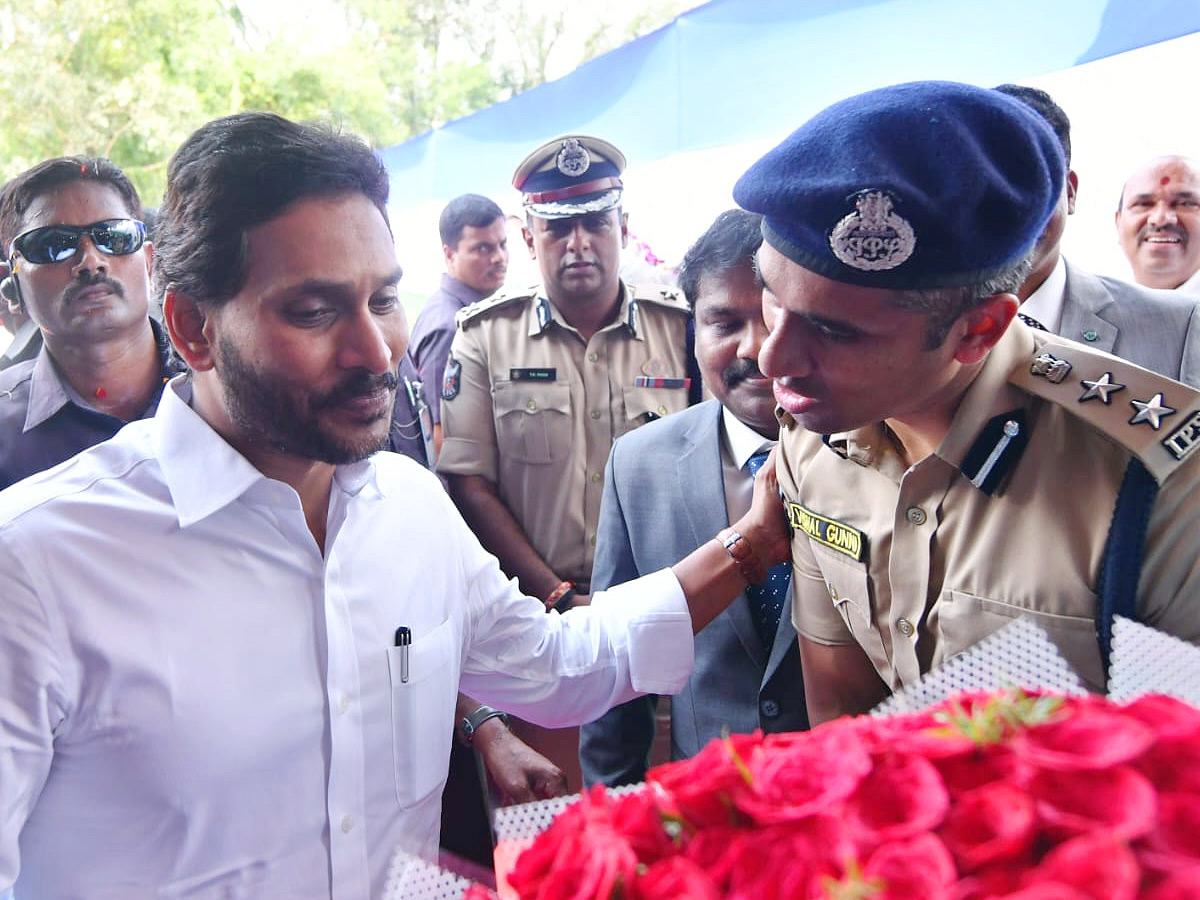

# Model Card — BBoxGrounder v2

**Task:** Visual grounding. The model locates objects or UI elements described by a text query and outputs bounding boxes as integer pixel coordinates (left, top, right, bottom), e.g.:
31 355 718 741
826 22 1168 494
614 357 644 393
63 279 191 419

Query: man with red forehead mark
1116 155 1200 294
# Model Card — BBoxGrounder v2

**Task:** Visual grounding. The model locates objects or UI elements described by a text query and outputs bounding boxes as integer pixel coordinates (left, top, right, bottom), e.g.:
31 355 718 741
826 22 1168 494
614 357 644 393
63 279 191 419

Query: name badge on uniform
786 502 867 562
633 376 691 389
510 367 556 382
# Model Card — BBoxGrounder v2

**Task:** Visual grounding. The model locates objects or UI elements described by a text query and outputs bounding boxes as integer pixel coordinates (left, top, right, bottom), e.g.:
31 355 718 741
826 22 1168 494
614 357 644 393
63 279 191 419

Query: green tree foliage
0 0 690 206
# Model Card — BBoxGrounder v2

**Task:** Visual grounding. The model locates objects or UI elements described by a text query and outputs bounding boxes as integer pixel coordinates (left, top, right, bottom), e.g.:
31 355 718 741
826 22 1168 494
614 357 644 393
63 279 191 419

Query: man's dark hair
0 157 143 253
154 112 391 309
677 209 763 309
993 84 1071 167
439 194 504 248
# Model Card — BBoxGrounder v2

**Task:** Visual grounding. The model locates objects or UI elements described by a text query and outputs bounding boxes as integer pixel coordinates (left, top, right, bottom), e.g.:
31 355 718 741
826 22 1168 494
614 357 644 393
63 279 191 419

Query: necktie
1017 312 1048 332
744 449 791 649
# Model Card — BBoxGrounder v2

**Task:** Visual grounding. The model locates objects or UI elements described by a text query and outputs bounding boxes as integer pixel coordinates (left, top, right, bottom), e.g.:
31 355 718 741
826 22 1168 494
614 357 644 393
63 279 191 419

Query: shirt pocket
493 381 572 464
386 618 458 807
809 546 891 672
940 589 1102 690
619 385 688 436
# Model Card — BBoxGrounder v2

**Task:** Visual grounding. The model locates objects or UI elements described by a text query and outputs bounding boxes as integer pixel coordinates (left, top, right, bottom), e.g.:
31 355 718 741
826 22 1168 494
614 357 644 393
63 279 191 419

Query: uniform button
338 694 351 715
591 472 602 483
341 815 355 834
905 507 927 526
587 351 599 362
590 409 601 419
526 399 537 411
897 618 915 637
828 583 839 601
657 405 668 416
760 699 780 718
589 535 596 547
1083 330 1099 342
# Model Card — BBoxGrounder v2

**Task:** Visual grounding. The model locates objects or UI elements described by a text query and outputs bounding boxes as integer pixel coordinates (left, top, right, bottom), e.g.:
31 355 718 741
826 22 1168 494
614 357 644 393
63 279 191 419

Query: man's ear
164 290 216 371
522 223 536 259
1066 170 1079 216
953 293 1018 365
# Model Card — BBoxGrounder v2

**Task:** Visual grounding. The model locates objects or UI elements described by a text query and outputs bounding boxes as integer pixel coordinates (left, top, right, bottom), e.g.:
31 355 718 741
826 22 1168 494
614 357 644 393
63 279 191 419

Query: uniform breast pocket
619 385 687 436
940 590 1102 690
812 547 891 672
493 381 572 464
387 618 458 807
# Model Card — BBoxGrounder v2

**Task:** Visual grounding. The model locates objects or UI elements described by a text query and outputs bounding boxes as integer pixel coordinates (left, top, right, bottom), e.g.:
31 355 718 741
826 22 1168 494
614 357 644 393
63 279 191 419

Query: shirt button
526 399 538 411
905 507 927 526
590 409 601 419
588 351 599 362
591 472 602 483
341 815 355 834
338 694 351 714
657 405 668 416
897 618 916 637
760 699 780 718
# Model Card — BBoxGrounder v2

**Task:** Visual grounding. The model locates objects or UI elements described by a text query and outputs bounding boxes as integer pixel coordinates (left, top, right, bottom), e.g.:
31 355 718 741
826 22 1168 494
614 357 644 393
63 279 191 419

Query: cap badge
556 138 591 178
829 190 916 271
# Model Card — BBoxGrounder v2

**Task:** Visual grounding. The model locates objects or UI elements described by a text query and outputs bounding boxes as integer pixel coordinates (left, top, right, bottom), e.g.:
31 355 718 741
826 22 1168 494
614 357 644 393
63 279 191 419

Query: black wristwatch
461 705 509 745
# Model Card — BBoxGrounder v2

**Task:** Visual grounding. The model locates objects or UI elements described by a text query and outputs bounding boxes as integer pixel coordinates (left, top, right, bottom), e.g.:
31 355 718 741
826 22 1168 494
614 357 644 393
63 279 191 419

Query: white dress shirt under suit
0 378 692 899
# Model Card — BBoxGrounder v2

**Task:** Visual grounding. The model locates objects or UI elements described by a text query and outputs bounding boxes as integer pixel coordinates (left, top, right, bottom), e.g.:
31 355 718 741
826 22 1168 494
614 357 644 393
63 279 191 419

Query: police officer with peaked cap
436 134 691 789
733 80 1200 722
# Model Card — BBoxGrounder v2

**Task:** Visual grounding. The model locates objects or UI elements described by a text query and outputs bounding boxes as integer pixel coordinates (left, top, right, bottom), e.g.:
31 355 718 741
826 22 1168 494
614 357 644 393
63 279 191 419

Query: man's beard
216 336 397 465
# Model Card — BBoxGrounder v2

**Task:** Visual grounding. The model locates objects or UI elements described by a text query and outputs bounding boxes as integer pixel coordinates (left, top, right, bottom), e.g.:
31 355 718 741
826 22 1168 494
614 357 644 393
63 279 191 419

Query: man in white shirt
0 112 787 899
995 84 1200 387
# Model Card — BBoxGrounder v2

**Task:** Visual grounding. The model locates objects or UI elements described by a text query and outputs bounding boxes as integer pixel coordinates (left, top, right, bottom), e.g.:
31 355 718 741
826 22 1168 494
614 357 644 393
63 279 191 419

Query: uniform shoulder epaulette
1011 334 1200 483
630 283 690 315
454 286 537 329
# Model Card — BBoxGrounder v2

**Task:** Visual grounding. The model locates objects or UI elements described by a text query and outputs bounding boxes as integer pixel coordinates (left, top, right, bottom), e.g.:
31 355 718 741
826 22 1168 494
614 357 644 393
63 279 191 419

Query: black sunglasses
8 218 147 265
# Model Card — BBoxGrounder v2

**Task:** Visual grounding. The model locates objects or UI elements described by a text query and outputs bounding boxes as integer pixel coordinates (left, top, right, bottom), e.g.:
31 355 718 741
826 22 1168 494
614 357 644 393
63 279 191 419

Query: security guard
733 81 1200 723
437 135 691 789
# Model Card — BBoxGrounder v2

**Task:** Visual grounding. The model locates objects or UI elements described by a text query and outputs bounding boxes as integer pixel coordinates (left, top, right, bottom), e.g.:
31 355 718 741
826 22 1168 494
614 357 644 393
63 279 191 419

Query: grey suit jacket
1059 261 1200 387
579 399 807 787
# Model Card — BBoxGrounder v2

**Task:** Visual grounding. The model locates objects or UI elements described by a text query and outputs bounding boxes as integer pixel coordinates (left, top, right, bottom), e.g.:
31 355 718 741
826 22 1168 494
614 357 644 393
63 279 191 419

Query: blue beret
513 135 626 219
733 81 1066 290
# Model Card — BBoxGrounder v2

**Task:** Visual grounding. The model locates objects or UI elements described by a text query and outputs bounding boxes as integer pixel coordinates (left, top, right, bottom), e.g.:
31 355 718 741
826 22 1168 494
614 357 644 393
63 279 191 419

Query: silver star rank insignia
1079 372 1125 404
1129 392 1177 430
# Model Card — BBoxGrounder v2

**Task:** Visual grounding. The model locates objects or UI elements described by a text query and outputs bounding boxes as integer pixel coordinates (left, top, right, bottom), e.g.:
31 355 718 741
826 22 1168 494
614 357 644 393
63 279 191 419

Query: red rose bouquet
472 689 1200 900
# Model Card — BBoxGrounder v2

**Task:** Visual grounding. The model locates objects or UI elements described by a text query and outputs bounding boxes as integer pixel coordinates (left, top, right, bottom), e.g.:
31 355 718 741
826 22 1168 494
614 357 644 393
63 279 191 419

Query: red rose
1141 869 1200 900
933 744 1033 797
939 781 1036 871
862 833 957 900
1119 693 1200 742
1032 764 1157 841
723 817 852 900
1138 792 1200 875
990 886 1090 900
1134 734 1200 795
609 787 677 864
733 724 872 825
632 857 721 900
844 750 950 844
1014 705 1154 771
1022 832 1139 900
648 732 764 829
507 785 640 900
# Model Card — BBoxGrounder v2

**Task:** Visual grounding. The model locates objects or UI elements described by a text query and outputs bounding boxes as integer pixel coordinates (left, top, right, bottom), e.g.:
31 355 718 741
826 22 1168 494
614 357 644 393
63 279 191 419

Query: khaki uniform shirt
777 321 1200 691
438 281 691 586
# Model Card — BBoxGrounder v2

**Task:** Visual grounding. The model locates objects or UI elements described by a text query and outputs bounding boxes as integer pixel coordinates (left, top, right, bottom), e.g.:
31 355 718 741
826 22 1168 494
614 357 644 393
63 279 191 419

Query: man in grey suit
996 84 1200 387
580 210 807 787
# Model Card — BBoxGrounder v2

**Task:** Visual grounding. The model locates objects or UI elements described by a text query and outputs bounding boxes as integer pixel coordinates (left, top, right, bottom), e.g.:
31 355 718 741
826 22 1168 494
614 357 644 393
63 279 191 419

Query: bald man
1116 155 1200 293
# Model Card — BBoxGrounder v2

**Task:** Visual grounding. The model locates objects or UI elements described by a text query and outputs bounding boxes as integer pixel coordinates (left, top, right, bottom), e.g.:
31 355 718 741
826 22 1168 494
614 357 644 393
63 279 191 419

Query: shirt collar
153 377 382 528
440 273 489 308
721 405 775 469
530 281 639 339
1018 255 1067 333
23 319 184 433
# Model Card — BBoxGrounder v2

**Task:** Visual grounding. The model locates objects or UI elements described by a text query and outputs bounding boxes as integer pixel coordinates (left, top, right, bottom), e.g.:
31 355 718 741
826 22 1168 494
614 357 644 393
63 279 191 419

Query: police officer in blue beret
735 80 1200 721
436 135 692 789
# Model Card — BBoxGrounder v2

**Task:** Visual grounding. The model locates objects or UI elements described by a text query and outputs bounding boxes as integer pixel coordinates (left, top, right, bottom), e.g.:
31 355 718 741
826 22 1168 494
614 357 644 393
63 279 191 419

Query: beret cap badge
829 190 916 272
556 138 591 178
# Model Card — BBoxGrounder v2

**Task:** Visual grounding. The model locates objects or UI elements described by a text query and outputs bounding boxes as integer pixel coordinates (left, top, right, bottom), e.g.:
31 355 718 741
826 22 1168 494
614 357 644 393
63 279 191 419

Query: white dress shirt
719 406 775 523
0 378 691 900
1018 255 1068 334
